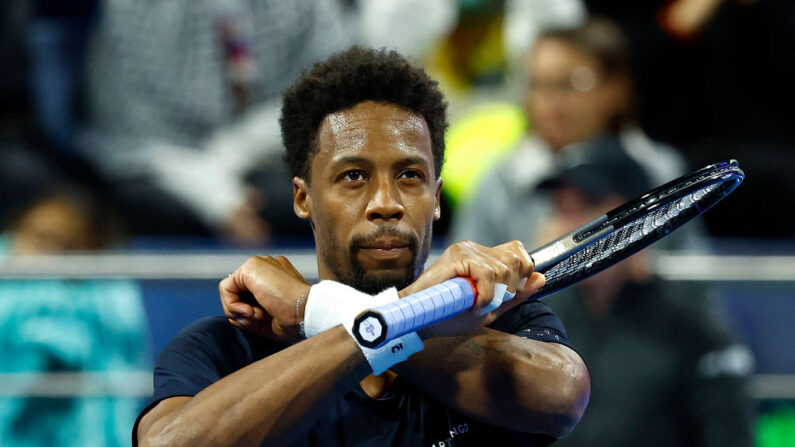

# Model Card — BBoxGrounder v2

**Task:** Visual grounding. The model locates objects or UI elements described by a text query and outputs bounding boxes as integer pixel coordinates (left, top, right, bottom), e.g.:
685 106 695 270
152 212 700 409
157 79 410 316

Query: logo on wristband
357 316 383 343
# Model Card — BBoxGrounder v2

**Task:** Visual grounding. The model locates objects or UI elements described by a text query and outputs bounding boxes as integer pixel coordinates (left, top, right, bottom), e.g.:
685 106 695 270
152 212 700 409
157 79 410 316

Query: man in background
536 147 754 447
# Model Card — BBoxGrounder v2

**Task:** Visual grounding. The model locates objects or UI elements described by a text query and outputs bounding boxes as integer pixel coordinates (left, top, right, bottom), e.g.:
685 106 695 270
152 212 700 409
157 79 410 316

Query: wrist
304 281 424 374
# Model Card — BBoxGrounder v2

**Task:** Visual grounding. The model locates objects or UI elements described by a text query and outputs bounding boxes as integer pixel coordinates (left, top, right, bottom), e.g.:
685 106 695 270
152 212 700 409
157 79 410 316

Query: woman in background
0 186 150 447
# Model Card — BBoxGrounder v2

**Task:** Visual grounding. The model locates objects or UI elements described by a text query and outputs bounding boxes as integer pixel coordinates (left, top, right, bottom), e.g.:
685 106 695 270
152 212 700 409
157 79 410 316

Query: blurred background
0 0 793 445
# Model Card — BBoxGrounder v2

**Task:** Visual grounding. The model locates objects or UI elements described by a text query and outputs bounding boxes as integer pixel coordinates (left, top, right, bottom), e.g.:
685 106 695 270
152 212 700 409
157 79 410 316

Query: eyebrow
330 156 373 170
330 155 431 170
394 156 432 169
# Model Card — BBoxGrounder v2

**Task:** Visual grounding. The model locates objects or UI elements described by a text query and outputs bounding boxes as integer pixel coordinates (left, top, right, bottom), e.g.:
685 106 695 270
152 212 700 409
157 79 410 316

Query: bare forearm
140 327 370 447
394 328 590 437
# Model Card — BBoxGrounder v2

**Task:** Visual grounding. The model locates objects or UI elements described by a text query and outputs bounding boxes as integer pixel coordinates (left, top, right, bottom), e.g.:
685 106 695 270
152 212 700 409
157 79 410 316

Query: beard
322 226 432 295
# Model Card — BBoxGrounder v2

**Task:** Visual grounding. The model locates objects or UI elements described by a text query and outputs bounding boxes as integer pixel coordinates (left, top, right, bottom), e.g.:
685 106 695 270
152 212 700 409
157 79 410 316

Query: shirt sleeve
489 300 573 349
132 316 262 446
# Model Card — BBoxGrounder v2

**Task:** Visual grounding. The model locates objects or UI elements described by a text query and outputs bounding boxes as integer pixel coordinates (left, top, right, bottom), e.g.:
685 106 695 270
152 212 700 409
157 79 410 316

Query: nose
365 176 405 222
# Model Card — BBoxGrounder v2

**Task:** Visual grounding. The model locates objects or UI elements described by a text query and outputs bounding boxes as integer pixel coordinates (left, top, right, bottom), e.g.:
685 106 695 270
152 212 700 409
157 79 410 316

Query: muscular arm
391 240 590 438
137 326 370 447
394 328 590 438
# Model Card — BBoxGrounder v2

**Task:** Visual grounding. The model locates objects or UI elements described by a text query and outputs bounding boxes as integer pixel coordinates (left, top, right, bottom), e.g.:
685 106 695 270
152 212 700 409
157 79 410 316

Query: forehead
527 39 595 75
312 101 433 171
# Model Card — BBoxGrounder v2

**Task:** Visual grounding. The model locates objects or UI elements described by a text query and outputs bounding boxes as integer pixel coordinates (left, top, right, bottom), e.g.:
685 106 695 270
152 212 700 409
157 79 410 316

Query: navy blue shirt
134 301 574 446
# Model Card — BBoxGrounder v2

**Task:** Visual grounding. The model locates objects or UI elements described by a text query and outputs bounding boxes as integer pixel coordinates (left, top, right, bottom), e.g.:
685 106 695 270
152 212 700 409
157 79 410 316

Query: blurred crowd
1 0 794 446
2 0 794 248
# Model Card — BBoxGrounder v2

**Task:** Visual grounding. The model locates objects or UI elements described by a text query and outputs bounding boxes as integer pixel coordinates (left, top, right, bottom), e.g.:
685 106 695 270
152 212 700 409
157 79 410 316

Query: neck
360 370 398 398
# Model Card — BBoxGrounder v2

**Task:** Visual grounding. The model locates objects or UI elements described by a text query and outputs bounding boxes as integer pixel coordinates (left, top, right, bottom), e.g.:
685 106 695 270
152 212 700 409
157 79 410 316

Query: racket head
529 159 744 299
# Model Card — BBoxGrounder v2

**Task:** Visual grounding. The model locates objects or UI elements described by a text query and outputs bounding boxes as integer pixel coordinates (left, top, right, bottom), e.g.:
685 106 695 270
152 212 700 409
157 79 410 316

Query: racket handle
352 277 477 349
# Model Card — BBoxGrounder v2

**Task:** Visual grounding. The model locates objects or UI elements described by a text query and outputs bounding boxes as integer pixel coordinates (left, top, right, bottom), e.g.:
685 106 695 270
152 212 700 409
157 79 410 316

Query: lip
359 238 410 250
357 238 411 261
358 246 411 261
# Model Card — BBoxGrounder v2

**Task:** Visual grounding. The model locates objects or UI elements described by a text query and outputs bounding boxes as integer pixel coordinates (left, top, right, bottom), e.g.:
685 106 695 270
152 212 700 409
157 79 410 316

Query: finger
455 243 514 311
478 282 507 316
228 301 254 317
464 243 513 288
274 255 303 279
250 305 268 321
486 252 519 298
526 272 546 293
516 272 546 300
491 241 534 293
490 274 545 318
464 258 500 311
504 277 526 302
219 275 254 318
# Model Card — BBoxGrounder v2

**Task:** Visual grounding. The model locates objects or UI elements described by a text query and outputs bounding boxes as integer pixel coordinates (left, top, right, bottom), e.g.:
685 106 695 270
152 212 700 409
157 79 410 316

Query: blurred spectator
0 0 113 235
0 0 45 227
449 18 697 248
4 186 122 253
451 19 699 248
428 0 585 214
0 187 150 446
77 0 354 244
426 0 585 111
74 0 459 246
537 149 755 447
26 0 97 155
355 0 458 65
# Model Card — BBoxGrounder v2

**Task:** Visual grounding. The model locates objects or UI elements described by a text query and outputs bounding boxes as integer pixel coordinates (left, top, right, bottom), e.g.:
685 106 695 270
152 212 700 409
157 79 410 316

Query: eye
342 170 365 182
398 169 424 183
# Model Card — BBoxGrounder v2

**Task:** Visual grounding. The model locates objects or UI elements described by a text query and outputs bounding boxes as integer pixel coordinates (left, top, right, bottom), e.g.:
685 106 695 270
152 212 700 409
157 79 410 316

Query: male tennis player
134 47 590 447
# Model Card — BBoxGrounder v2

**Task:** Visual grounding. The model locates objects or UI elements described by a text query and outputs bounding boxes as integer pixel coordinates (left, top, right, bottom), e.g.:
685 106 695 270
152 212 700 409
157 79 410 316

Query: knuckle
509 239 526 251
457 240 473 251
497 263 512 279
507 252 522 269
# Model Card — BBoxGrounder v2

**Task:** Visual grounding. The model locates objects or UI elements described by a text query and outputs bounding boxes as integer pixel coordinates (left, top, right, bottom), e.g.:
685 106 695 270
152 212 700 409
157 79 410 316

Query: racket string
536 182 721 294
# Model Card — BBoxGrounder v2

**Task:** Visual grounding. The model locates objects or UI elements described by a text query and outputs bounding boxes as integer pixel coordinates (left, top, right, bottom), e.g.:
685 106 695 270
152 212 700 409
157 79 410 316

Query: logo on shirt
430 423 469 447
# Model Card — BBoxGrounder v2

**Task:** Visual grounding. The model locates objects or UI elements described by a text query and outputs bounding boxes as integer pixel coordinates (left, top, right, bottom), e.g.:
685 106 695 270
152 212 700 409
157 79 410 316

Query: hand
220 256 311 344
400 240 546 338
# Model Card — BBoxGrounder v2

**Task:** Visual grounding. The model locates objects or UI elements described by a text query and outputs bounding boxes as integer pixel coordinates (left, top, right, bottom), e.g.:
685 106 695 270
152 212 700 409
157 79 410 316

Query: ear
293 177 312 220
433 177 443 221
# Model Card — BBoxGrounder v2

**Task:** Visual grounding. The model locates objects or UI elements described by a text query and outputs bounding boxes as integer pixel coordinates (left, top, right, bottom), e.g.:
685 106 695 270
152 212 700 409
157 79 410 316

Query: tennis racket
353 159 744 348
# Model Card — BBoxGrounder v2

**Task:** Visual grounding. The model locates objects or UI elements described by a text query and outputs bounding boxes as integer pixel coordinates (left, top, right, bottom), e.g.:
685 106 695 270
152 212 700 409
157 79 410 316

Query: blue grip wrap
379 277 476 343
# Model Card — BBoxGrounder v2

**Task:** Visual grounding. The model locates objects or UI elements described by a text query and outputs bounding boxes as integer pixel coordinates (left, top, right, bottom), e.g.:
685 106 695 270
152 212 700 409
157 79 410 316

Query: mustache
350 227 418 253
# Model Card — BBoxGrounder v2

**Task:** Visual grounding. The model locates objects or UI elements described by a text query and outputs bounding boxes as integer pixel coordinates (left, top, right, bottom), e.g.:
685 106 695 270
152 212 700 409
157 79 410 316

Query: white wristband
304 280 423 375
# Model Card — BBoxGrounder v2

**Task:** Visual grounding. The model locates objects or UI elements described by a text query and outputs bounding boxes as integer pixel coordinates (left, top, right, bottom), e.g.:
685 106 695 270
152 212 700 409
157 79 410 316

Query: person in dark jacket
537 148 755 447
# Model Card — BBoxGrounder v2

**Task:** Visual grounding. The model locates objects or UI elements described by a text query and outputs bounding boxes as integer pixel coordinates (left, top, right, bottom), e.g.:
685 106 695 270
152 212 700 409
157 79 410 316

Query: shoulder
152 316 280 401
636 281 738 354
491 300 571 348
159 315 249 362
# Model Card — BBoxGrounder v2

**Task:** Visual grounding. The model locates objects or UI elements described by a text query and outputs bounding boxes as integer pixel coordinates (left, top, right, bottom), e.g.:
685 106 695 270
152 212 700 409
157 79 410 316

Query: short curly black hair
280 46 448 181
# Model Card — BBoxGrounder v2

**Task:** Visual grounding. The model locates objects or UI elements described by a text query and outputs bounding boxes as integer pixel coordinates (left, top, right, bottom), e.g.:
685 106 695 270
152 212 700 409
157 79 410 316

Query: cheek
405 190 437 221
578 93 612 126
314 195 359 244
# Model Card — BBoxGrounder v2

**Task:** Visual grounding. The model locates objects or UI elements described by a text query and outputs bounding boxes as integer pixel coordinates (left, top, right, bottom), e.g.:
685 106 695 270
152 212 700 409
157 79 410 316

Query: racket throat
529 214 612 271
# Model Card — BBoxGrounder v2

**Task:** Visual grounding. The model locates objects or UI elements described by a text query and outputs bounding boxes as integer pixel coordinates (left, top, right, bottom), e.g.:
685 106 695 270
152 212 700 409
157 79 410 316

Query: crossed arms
136 241 591 447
